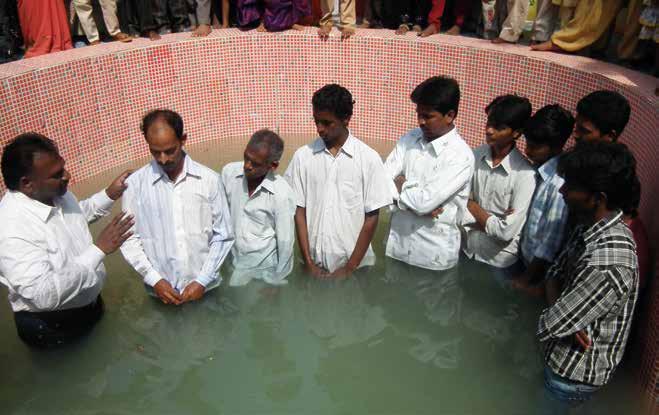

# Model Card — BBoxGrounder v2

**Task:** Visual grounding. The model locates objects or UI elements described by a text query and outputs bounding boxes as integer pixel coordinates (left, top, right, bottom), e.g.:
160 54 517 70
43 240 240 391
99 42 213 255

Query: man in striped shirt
120 110 234 305
537 142 640 412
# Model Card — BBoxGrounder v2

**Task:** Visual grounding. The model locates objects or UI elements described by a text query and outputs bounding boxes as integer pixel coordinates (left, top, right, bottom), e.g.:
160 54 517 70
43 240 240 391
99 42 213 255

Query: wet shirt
0 190 113 312
385 127 474 271
462 144 536 268
120 155 234 293
538 211 638 386
520 155 568 265
284 134 393 273
221 162 296 286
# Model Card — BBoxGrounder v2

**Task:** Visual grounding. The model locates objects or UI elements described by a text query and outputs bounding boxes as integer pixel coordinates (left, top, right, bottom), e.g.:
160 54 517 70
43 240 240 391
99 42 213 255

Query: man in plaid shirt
537 142 640 413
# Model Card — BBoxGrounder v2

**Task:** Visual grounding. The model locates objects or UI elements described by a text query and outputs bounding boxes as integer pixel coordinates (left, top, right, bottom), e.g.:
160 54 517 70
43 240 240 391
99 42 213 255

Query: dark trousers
14 296 105 349
0 0 22 62
153 0 190 31
118 0 157 35
380 0 431 29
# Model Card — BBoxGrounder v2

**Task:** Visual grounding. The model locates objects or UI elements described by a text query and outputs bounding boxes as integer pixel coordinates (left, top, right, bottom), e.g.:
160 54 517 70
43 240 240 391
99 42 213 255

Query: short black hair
524 104 575 150
312 84 354 120
558 142 640 215
410 76 460 115
576 90 630 140
1 132 59 191
485 95 532 132
141 109 184 140
247 129 285 163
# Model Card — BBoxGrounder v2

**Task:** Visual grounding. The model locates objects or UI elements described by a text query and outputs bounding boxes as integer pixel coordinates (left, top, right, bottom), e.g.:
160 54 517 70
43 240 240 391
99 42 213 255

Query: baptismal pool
0 136 640 415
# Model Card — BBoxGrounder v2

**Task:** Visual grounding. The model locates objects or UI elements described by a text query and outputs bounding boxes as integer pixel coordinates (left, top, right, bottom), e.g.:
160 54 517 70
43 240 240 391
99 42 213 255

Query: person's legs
152 0 170 31
534 0 624 53
495 0 529 43
540 365 600 415
72 0 102 43
168 0 191 31
14 297 104 348
339 0 356 32
531 0 557 42
617 0 643 60
318 0 335 27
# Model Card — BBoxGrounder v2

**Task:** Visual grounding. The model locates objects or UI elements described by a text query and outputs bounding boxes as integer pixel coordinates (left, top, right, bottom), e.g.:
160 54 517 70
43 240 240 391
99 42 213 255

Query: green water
0 136 638 414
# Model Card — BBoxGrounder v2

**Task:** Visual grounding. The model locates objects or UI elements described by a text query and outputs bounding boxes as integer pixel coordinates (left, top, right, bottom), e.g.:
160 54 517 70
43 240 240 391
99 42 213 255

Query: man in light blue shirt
517 104 575 288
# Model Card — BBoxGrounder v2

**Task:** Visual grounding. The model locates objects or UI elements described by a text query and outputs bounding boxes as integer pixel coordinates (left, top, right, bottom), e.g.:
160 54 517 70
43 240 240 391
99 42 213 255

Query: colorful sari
18 0 72 58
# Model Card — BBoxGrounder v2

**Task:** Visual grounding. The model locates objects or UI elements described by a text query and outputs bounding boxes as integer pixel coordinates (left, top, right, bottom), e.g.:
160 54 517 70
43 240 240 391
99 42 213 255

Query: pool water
0 135 639 414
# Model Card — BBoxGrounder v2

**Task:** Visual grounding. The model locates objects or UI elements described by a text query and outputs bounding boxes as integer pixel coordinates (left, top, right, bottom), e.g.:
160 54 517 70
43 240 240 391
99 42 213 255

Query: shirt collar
11 190 58 222
235 169 277 195
149 153 200 185
312 133 356 158
420 127 457 156
537 154 561 182
582 210 624 243
481 146 515 175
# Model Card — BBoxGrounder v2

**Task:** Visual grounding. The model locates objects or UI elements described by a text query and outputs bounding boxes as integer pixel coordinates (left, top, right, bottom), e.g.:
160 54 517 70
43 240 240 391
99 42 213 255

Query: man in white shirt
221 129 296 286
385 76 474 271
0 132 133 348
462 95 536 270
285 84 392 278
121 110 234 305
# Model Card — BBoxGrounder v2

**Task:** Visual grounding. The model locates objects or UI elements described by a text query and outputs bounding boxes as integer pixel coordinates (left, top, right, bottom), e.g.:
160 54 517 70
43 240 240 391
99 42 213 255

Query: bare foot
396 24 409 35
412 24 422 33
318 24 332 40
89 40 101 46
291 24 305 31
531 40 563 52
340 26 354 40
491 37 514 44
358 21 371 29
256 22 267 32
147 30 161 41
418 23 438 38
192 24 212 37
445 25 460 35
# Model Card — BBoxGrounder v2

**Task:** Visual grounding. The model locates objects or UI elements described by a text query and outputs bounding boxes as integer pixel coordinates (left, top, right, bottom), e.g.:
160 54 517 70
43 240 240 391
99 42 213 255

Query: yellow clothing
551 0 624 52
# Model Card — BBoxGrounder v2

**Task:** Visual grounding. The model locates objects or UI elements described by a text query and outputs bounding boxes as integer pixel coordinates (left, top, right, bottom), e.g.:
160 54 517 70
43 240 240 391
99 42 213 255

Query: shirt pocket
340 181 362 210
184 192 212 235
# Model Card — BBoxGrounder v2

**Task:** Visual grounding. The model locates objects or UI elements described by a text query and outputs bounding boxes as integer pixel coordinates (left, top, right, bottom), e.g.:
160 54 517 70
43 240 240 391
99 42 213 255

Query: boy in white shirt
285 84 392 278
462 95 536 271
385 76 474 271
221 129 296 286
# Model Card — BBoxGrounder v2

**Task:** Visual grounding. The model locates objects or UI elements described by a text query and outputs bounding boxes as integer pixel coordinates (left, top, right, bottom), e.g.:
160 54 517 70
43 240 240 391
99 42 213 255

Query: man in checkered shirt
536 142 640 413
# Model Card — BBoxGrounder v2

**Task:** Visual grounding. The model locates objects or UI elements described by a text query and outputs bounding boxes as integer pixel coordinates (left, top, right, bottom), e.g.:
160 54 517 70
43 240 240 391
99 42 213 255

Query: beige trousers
498 0 530 42
319 0 356 29
72 0 121 42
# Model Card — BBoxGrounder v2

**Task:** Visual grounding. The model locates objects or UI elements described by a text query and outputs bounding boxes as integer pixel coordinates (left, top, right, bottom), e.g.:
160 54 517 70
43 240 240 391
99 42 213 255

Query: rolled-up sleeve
537 266 624 341
399 154 473 216
484 169 536 242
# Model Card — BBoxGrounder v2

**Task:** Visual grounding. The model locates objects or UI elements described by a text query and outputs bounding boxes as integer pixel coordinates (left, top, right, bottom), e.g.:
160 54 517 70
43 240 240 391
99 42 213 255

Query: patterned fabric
537 211 639 386
520 155 568 265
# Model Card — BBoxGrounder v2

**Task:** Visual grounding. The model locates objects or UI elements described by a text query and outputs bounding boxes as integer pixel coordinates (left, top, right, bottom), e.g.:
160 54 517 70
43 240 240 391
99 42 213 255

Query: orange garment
18 0 72 58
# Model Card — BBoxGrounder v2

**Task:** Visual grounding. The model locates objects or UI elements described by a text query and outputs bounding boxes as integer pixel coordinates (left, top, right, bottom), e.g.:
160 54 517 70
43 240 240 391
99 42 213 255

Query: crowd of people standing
0 0 657 79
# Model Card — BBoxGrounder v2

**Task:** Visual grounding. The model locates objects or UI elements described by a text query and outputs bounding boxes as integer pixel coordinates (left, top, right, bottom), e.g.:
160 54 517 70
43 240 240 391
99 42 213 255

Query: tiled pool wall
0 28 657 412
